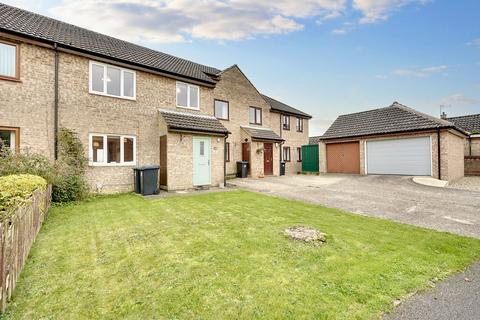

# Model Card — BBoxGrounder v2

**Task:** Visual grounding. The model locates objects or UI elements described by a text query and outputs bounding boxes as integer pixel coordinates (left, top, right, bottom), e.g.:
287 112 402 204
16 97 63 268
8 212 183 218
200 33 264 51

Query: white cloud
440 94 480 107
45 0 346 43
393 65 448 78
467 38 480 47
353 0 430 24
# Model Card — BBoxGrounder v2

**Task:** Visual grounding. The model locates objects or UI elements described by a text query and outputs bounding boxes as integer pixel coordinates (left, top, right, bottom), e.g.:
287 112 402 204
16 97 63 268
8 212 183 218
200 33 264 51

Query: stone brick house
0 4 311 192
316 102 468 182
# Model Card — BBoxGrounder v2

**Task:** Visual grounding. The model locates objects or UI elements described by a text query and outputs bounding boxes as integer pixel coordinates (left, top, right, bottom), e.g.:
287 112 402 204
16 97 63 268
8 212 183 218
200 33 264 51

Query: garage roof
241 126 284 142
0 3 220 85
159 109 229 135
446 114 480 134
322 102 466 140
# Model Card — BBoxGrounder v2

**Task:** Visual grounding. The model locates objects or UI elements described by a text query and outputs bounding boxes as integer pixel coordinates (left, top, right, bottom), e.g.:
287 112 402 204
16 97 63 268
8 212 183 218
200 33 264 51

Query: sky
4 0 480 136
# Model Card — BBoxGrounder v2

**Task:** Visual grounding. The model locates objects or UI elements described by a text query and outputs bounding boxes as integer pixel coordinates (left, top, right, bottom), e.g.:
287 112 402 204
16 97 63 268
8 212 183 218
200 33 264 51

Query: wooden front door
242 142 251 175
264 143 273 175
159 135 167 186
326 142 360 174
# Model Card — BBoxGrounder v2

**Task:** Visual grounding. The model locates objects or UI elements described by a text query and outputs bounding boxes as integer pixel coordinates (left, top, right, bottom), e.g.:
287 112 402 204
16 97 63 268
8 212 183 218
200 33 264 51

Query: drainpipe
54 43 59 160
224 134 228 187
437 128 441 180
279 114 283 166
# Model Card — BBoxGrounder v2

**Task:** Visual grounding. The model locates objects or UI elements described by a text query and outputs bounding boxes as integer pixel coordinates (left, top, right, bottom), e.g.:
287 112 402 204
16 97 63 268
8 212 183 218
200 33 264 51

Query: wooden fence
465 156 480 176
0 185 52 313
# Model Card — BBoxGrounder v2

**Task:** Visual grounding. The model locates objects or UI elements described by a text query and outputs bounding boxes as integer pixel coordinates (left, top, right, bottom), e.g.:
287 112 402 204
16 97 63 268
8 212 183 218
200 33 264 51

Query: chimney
440 111 447 120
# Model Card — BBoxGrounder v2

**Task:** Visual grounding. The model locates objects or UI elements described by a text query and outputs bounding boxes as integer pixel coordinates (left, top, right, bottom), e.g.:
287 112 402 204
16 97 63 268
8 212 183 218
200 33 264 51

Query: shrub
0 150 57 184
52 128 88 203
0 174 47 217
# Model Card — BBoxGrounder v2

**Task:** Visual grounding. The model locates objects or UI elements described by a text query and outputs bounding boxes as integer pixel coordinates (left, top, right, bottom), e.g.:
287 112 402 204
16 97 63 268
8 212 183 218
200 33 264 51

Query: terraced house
0 4 311 192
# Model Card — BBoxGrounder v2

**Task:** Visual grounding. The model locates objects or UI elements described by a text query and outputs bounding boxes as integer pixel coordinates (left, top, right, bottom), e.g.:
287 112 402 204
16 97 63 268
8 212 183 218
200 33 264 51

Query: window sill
89 91 136 101
177 105 200 111
0 76 21 83
297 160 302 163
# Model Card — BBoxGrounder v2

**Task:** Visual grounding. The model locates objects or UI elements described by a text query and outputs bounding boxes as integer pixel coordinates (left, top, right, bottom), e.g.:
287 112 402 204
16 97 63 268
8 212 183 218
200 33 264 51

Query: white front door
193 137 211 186
366 136 432 176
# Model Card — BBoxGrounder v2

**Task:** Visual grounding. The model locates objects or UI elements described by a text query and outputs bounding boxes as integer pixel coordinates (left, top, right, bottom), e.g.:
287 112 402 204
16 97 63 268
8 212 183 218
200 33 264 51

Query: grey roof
322 102 465 140
159 109 228 135
241 126 284 142
446 114 480 134
262 94 311 118
309 136 323 144
0 4 220 85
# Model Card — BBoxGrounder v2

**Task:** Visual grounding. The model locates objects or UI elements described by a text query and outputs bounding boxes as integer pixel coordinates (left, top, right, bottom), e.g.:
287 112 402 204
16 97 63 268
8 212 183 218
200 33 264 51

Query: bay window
176 81 200 109
0 40 19 80
89 61 136 99
89 134 136 166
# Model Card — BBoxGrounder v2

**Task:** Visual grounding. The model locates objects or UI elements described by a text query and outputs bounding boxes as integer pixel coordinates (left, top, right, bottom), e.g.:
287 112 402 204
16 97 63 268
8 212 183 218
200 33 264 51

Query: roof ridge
446 113 480 119
390 102 453 127
261 93 312 118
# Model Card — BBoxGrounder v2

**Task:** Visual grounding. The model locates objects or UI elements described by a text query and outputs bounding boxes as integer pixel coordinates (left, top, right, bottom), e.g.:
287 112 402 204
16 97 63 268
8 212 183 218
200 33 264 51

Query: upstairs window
249 107 262 125
89 134 136 166
89 61 136 100
0 41 19 80
176 82 199 109
214 100 229 120
296 118 304 132
282 115 290 130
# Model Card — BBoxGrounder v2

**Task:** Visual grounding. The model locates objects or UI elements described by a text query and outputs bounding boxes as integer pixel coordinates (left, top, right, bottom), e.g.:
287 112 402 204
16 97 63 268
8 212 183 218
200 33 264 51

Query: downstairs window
89 134 136 166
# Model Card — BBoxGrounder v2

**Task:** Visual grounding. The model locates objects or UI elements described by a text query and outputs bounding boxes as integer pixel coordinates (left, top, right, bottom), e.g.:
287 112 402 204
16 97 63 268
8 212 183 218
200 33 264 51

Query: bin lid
236 161 249 164
134 165 160 170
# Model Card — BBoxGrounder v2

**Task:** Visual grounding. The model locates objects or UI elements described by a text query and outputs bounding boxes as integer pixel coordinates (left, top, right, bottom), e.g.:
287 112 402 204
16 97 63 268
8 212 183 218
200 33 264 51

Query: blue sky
5 0 480 135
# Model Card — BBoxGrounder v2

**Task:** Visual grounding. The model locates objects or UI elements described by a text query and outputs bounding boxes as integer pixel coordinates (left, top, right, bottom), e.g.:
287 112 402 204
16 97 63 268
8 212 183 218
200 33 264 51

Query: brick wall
0 41 55 159
465 137 480 156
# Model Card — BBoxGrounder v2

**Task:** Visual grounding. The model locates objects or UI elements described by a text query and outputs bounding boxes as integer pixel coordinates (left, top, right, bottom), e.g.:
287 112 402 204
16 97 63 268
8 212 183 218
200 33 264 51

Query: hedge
0 174 47 218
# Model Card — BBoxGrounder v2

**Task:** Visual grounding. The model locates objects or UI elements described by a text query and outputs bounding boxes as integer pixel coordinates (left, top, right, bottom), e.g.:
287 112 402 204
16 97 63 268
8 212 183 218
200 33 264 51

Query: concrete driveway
231 175 480 238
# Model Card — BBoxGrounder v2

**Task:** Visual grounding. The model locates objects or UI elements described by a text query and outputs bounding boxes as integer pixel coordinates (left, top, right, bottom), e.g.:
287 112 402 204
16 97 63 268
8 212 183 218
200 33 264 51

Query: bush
52 128 88 203
0 174 47 216
0 151 57 184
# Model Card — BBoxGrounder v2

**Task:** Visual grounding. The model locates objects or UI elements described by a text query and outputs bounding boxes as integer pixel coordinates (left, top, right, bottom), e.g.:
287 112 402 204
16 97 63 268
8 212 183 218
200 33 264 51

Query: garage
326 142 360 174
366 137 431 175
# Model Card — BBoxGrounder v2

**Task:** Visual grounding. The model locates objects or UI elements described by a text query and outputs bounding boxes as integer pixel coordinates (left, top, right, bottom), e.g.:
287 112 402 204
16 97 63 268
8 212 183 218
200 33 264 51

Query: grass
3 190 480 319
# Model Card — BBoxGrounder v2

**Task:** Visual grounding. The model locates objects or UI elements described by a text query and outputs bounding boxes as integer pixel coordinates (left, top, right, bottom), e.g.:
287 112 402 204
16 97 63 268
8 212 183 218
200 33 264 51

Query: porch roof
241 126 284 142
159 109 229 135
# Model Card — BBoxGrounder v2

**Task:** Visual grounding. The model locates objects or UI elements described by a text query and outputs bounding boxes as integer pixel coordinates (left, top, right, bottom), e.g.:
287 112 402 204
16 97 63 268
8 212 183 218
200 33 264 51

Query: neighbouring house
0 4 311 192
445 113 480 176
316 102 468 182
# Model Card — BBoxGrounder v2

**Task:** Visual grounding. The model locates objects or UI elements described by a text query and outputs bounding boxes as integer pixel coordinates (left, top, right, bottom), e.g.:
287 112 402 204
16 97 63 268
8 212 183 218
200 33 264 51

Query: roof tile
159 109 229 135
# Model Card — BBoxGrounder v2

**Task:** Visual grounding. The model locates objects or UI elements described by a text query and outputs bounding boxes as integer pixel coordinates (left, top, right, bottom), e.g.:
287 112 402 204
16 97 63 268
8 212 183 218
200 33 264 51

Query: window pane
91 64 104 92
189 85 199 108
177 83 188 107
225 142 230 161
106 66 121 96
107 136 121 163
249 108 255 123
0 130 14 152
200 141 204 156
215 100 228 119
123 71 134 97
92 136 104 162
256 109 261 124
0 43 16 77
124 137 134 162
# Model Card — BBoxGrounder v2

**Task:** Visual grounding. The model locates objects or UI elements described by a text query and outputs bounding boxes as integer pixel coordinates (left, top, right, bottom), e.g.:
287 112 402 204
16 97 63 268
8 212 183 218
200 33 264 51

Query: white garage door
366 137 431 176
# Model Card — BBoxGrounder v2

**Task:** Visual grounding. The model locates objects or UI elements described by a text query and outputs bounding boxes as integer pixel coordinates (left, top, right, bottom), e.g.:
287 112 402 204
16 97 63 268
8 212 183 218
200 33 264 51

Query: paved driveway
231 175 480 238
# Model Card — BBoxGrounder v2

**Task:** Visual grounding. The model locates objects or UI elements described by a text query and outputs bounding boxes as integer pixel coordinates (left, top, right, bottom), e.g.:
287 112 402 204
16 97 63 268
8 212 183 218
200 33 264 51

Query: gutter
54 42 59 159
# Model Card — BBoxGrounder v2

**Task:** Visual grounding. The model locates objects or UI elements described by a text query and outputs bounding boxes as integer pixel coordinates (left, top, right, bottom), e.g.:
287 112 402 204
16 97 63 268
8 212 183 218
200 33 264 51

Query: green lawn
3 191 480 319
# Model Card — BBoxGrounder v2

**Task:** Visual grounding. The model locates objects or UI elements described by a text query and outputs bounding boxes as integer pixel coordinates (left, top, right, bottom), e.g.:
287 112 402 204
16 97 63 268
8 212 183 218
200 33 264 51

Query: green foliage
0 174 47 217
0 128 89 204
52 128 88 203
0 149 57 184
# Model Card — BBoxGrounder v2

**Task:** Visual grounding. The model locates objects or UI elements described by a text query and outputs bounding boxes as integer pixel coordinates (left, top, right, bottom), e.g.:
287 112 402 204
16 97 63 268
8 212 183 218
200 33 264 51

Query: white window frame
214 99 229 120
89 61 136 100
176 81 200 110
88 133 136 166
